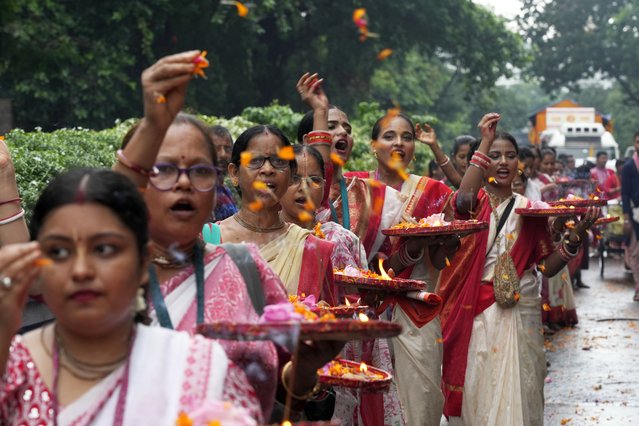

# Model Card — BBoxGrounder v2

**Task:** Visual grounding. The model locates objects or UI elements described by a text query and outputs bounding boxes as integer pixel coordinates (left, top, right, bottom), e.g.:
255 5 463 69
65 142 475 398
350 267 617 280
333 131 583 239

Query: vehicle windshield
555 146 616 161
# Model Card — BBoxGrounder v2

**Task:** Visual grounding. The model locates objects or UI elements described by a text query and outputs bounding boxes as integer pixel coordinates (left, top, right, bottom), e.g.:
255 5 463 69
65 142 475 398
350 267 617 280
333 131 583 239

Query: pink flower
259 303 303 323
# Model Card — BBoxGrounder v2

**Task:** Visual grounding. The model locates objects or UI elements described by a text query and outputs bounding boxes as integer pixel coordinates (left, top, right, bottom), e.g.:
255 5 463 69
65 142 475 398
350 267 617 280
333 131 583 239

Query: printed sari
259 224 338 304
0 325 261 425
149 243 288 419
439 190 554 425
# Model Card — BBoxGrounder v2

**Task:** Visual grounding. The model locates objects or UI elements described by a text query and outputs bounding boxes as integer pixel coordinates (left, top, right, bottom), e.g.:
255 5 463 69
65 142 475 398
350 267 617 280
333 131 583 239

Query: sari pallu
259 224 338 304
149 243 289 419
0 326 261 425
438 190 554 419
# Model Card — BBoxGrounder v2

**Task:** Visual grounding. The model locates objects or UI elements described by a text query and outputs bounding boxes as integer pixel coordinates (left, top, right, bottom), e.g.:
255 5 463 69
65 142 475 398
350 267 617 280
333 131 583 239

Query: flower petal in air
377 48 393 61
298 211 313 222
240 152 252 167
277 146 295 160
176 412 194 426
248 200 263 212
235 1 249 17
252 181 268 191
330 153 345 166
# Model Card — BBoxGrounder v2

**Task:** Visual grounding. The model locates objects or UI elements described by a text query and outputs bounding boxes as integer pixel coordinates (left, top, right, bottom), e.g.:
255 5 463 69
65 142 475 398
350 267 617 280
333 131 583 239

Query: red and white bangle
307 131 332 145
469 159 488 170
0 208 24 225
398 244 424 266
116 150 155 177
473 151 491 164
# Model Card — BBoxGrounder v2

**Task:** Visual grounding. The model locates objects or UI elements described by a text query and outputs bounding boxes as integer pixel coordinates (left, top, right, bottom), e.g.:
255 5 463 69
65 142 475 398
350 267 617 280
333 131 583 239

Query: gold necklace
233 212 286 233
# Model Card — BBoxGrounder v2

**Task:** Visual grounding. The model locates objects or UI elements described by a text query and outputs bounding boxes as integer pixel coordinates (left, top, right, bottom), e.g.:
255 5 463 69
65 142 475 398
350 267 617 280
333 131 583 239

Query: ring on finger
1 276 12 290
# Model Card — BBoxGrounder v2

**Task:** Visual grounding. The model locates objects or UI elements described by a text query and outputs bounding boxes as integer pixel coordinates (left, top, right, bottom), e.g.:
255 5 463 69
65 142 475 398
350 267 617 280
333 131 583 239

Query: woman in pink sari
439 113 599 425
0 168 260 425
116 51 341 421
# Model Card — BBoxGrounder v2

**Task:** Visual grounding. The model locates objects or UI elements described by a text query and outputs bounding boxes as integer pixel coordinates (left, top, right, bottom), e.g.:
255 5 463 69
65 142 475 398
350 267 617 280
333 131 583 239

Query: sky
473 0 523 20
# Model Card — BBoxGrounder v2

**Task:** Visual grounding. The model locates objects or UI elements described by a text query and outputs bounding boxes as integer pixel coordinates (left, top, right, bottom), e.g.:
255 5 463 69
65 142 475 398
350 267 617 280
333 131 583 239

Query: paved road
544 257 639 425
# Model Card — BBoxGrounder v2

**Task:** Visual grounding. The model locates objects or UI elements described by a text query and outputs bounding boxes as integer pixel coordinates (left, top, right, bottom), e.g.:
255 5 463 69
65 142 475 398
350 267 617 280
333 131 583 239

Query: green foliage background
4 102 436 217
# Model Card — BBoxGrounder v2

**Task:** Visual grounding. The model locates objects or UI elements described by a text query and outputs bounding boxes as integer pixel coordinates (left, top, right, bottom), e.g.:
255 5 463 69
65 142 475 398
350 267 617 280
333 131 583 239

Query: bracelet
0 198 21 206
470 154 490 168
397 244 424 266
0 208 25 225
473 151 491 164
307 131 332 145
437 156 450 167
557 240 579 262
281 361 321 400
116 150 155 177
566 232 582 246
469 159 488 171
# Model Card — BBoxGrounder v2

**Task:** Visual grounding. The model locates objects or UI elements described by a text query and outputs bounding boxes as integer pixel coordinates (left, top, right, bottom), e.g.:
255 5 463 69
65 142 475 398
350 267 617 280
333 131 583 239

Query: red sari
438 190 554 418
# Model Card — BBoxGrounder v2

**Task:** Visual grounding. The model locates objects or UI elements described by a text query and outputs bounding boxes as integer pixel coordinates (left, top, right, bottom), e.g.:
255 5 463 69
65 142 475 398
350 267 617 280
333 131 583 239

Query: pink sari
150 244 288 419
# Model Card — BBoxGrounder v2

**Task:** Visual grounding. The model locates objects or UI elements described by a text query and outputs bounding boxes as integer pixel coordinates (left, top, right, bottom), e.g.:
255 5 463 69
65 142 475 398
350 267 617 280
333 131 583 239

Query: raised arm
113 50 200 186
296 73 333 201
456 113 500 216
0 141 28 245
0 242 42 373
416 123 462 187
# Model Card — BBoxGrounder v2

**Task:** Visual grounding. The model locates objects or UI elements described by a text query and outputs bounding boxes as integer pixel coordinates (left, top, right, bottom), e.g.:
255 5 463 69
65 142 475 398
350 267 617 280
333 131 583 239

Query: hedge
4 102 431 219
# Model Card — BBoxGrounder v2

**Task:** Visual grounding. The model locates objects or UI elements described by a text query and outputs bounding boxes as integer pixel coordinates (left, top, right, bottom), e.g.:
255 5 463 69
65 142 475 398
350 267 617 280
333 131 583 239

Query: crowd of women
0 50 603 425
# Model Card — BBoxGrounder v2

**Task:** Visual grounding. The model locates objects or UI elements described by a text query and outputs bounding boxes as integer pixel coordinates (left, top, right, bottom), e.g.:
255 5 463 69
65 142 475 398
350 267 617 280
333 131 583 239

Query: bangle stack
558 239 579 262
469 152 490 170
397 244 424 267
307 131 332 146
281 361 321 400
116 150 156 177
0 208 25 225
437 156 450 167
0 197 21 207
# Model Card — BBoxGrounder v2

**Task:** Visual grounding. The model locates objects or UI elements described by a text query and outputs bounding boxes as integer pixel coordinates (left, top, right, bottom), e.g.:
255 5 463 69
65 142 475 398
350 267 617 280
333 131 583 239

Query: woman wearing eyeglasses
115 51 342 422
215 126 339 305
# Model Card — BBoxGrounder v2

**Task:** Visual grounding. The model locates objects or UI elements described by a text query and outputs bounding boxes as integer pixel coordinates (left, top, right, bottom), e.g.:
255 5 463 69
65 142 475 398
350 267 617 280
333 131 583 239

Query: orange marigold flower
252 181 268 191
34 258 53 267
488 177 496 183
543 303 551 312
514 292 520 302
304 199 316 211
314 222 325 239
193 51 210 79
155 94 167 104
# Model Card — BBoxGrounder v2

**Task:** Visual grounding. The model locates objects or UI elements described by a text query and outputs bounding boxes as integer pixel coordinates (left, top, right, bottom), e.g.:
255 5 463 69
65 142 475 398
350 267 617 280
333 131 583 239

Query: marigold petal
330 152 345 166
377 48 393 61
278 145 295 160
235 1 249 17
252 181 268 191
298 211 313 222
240 152 252 167
248 200 263 212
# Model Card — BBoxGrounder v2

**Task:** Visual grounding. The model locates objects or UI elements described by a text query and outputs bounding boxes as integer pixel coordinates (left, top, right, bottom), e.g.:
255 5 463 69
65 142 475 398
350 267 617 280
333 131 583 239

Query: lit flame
433 220 442 227
358 313 369 322
378 258 392 280
359 362 368 373
345 298 351 307
281 422 292 426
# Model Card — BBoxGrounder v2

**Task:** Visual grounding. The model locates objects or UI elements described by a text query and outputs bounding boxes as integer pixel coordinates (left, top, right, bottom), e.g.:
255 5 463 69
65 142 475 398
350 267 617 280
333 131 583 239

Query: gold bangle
281 361 321 400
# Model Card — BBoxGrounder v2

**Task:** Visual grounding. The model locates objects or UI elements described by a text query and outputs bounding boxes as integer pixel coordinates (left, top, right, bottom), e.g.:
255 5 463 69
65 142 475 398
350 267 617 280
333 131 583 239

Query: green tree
1 0 525 131
520 0 639 107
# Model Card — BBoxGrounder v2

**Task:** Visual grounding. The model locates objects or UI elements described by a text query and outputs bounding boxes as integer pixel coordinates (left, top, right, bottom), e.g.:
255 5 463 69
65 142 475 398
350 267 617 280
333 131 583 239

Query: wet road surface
544 257 639 425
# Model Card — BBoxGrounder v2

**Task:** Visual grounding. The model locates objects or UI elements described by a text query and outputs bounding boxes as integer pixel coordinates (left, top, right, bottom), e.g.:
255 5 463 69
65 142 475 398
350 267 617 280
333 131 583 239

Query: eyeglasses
149 163 217 192
291 175 325 189
245 155 290 170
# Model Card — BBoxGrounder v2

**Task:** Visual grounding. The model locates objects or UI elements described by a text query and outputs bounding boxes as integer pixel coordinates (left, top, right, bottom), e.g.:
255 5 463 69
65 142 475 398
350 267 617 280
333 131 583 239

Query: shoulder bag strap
220 243 266 316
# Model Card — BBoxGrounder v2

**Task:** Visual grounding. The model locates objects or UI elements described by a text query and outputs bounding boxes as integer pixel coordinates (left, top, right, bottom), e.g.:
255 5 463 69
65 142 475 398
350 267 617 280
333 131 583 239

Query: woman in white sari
0 169 260 425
